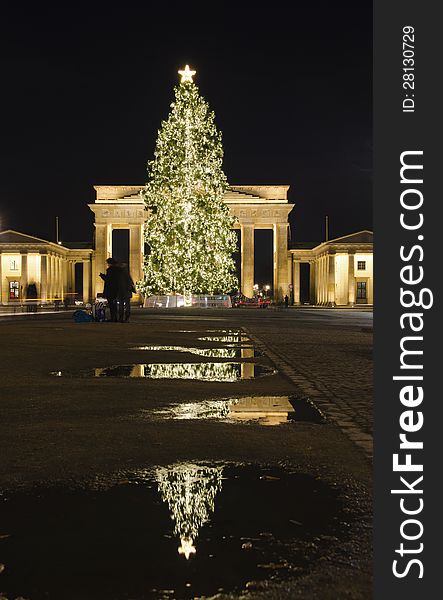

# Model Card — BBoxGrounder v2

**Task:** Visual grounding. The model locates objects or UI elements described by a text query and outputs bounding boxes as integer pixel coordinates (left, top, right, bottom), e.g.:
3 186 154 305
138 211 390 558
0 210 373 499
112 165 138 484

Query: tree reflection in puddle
171 329 246 336
198 334 252 345
156 463 223 559
52 362 275 381
151 396 324 425
154 399 234 421
0 464 346 600
131 345 261 359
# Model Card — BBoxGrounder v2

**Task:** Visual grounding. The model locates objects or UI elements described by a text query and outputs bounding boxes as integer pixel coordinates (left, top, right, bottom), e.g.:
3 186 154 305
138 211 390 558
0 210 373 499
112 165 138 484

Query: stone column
323 256 328 304
324 256 328 304
52 256 57 300
54 256 60 300
55 256 59 298
58 257 63 299
293 260 300 305
51 254 56 300
328 254 336 305
241 224 254 298
83 259 91 303
69 261 76 298
20 253 28 301
309 261 316 305
129 225 143 303
40 254 48 302
51 255 56 300
273 223 289 302
287 256 293 303
46 254 52 301
129 224 144 283
319 257 324 305
63 259 68 300
348 252 355 305
93 224 111 298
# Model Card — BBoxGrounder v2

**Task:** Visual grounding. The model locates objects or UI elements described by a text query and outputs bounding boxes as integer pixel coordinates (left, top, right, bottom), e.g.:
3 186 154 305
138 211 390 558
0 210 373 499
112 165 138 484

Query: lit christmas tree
139 65 238 296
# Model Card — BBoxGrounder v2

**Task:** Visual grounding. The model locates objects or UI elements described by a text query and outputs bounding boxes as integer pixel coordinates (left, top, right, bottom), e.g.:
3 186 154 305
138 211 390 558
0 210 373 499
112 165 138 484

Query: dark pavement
0 307 373 600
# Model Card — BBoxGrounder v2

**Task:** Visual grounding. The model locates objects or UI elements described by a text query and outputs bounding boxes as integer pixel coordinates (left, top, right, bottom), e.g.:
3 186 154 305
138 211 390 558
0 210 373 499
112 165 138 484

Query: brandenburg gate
89 184 294 301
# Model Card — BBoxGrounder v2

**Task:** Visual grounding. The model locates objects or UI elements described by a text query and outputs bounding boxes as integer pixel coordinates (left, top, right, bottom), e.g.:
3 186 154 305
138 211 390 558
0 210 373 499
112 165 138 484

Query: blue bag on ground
73 310 94 323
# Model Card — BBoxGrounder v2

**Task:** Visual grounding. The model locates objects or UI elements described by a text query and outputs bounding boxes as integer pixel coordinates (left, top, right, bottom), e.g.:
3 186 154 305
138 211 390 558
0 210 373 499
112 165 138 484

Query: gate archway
89 185 294 301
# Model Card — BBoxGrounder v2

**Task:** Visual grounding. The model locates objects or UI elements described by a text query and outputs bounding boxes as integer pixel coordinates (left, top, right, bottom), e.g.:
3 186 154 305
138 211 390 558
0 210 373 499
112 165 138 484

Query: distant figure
25 282 38 313
284 294 289 308
117 263 136 322
99 258 121 322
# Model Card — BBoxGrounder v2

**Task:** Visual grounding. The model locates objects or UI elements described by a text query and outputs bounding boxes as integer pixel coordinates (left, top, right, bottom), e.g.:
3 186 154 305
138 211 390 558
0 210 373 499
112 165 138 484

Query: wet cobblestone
245 310 373 459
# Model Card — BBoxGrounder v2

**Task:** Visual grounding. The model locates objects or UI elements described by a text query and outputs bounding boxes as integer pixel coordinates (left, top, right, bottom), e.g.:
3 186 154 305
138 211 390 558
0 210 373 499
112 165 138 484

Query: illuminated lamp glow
178 64 196 83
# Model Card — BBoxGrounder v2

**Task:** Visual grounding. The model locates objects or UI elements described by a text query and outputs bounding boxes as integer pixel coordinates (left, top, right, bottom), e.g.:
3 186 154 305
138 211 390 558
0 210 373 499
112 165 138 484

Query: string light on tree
139 65 238 297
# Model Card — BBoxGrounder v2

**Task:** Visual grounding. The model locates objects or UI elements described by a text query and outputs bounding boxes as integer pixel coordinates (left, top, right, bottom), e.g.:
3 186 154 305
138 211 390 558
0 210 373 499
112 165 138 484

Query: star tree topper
178 64 196 83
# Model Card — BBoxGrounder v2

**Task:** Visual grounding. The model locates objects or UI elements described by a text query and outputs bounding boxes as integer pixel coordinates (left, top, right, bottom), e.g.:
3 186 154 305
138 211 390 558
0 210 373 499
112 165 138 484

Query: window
9 258 19 271
357 261 366 271
9 281 20 300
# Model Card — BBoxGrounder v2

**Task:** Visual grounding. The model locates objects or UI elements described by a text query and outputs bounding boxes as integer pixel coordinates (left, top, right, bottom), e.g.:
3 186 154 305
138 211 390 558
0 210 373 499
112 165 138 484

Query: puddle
198 334 252 345
172 329 245 334
151 396 325 426
131 345 262 359
51 362 276 381
0 464 346 600
167 330 203 334
169 330 253 346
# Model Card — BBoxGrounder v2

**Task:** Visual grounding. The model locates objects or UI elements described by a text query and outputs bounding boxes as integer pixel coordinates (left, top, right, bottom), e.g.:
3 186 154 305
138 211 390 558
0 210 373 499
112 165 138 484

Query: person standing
99 258 121 322
284 294 289 308
117 263 136 322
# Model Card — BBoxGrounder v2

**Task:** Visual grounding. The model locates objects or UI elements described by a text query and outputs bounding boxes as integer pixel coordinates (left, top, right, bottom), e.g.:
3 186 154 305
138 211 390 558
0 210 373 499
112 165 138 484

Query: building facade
289 231 374 306
0 230 92 306
0 188 373 307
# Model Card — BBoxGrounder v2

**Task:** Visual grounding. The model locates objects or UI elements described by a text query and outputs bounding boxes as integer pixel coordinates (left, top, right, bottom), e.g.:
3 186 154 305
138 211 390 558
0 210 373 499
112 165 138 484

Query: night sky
0 2 372 250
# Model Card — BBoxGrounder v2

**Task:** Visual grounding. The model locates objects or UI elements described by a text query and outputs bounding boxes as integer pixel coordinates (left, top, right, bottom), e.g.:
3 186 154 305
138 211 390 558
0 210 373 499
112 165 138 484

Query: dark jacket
101 265 121 300
101 265 136 300
117 267 136 299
